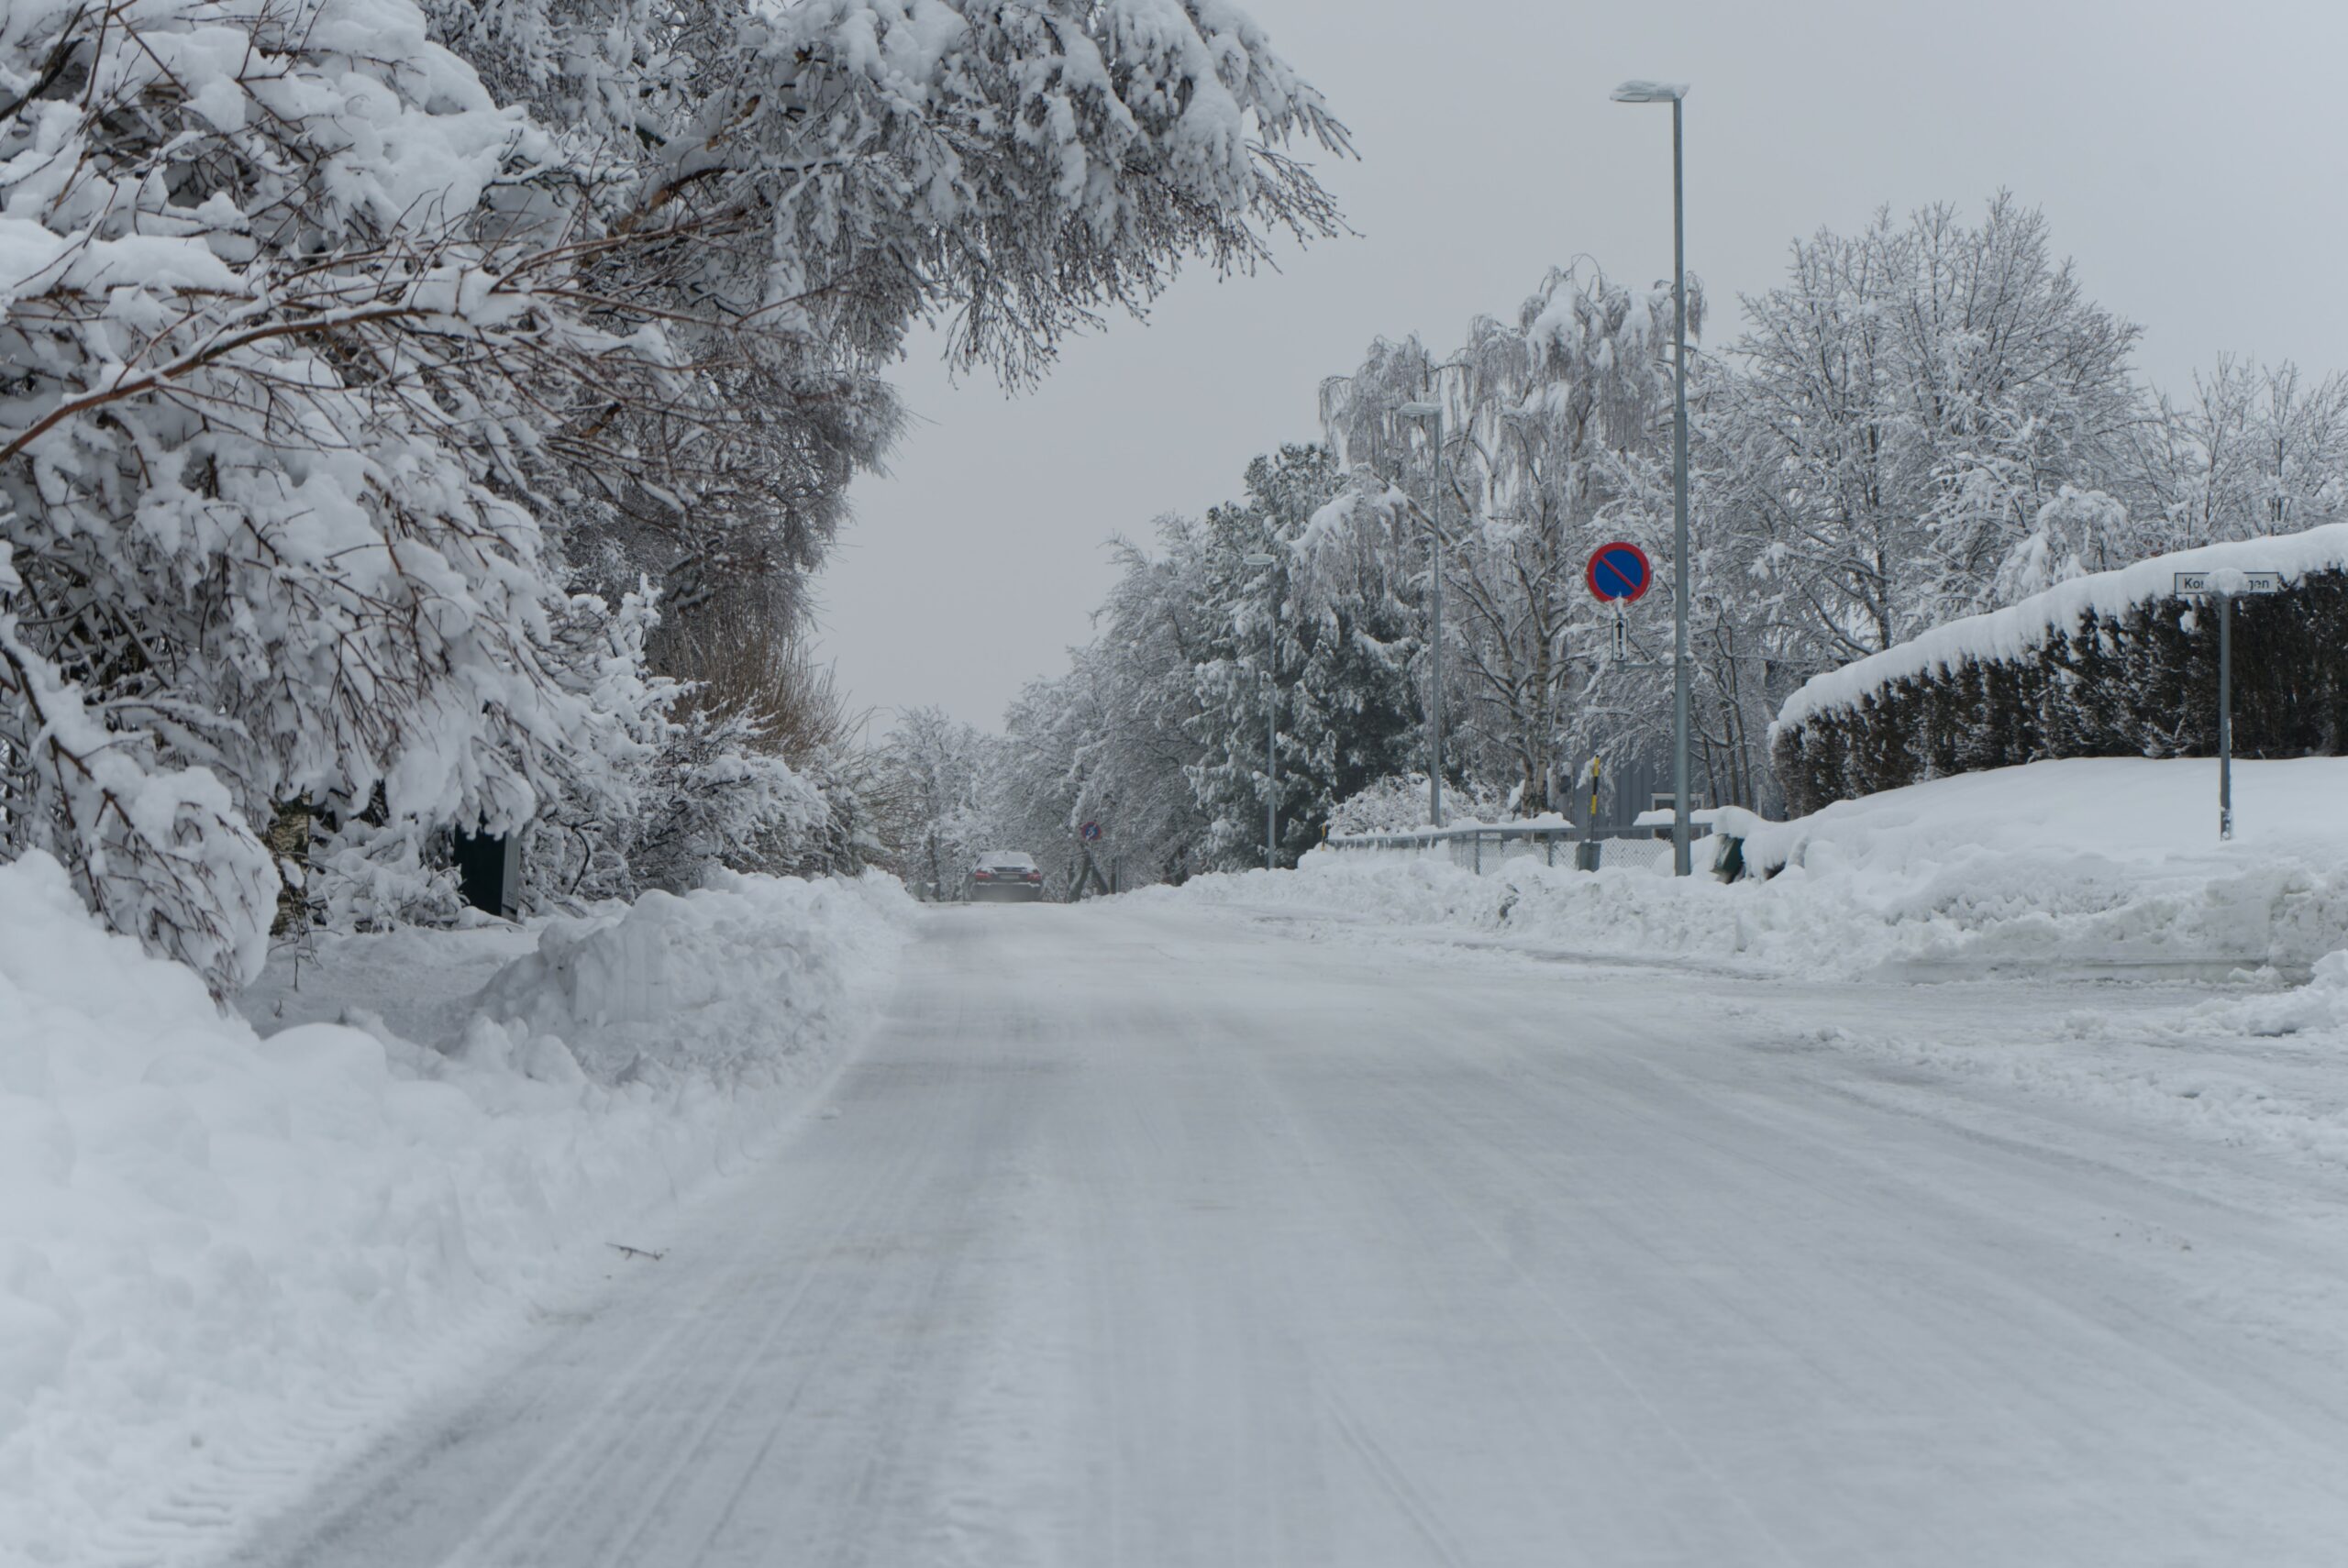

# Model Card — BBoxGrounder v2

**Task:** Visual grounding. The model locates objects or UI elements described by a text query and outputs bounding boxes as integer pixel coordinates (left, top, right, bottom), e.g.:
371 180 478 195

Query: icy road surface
236 900 2348 1567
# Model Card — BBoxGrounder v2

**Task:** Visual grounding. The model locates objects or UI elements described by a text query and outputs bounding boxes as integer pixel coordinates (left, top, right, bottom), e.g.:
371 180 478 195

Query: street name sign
2174 570 2284 596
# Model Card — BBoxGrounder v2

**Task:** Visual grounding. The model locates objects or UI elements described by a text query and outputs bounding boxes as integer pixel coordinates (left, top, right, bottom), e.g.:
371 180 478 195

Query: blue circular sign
1586 541 1653 603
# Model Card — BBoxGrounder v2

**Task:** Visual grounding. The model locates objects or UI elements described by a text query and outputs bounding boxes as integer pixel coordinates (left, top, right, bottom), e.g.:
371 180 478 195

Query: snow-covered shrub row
0 852 914 1563
1771 528 2348 815
1157 756 2348 983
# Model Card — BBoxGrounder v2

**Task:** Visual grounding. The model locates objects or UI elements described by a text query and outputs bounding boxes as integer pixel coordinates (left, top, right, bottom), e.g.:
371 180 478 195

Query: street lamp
1243 552 1279 869
1611 77 1695 877
1397 399 1446 829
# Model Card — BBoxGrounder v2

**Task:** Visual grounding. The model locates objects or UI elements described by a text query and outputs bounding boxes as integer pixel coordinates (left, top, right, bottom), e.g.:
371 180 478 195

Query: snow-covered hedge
1771 526 2348 814
0 855 912 1563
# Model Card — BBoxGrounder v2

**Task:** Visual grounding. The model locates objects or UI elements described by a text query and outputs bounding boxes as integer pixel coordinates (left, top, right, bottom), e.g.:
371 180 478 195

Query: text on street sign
2174 570 2284 596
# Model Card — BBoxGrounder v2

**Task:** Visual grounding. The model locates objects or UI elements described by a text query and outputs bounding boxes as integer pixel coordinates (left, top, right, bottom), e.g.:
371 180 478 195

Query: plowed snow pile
1166 756 2348 984
0 860 913 1566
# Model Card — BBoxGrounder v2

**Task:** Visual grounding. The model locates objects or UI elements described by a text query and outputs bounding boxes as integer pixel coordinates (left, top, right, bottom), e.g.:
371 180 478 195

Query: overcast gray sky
812 0 2348 734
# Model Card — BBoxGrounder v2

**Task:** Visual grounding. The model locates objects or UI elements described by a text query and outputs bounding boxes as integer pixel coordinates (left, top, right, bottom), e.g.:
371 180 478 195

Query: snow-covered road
232 900 2348 1566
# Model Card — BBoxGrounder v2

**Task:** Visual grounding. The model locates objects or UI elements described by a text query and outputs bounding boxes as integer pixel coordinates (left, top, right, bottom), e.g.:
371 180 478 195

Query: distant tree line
948 194 2348 883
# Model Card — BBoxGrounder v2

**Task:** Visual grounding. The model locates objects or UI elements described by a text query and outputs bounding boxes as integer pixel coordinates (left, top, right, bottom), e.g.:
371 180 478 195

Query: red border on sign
1586 541 1653 604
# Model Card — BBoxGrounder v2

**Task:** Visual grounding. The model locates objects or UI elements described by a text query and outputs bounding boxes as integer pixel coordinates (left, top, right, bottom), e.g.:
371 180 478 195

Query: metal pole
1669 94 1692 878
1266 605 1278 870
1429 406 1446 829
2219 590 2233 842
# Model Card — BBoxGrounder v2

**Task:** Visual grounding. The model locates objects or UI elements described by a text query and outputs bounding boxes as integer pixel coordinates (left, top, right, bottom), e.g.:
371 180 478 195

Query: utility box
453 829 523 919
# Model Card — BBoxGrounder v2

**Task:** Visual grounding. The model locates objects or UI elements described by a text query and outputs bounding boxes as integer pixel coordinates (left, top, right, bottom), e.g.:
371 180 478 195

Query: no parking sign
1586 542 1653 604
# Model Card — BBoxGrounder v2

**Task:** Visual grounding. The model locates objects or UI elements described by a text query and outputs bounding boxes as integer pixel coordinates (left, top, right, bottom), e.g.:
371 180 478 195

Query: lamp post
1398 400 1446 829
1611 78 1693 877
1243 552 1279 868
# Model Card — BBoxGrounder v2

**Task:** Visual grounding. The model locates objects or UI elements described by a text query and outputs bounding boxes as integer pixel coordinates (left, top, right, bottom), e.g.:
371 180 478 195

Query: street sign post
2173 569 2285 841
1585 542 1661 673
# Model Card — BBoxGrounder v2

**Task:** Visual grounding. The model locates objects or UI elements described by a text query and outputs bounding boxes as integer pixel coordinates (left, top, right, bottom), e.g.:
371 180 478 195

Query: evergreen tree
1189 447 1419 865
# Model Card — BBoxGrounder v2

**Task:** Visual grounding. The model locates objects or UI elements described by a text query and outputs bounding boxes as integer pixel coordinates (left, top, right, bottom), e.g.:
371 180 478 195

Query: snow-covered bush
1325 773 1516 834
1771 528 2348 814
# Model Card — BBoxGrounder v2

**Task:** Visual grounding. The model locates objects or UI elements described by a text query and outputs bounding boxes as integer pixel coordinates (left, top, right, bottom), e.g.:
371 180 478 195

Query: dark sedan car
969 851 1047 901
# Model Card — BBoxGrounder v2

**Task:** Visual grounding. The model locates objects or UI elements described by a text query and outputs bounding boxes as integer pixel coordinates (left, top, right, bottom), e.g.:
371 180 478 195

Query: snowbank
1773 524 2348 734
0 856 913 1566
1157 756 2348 982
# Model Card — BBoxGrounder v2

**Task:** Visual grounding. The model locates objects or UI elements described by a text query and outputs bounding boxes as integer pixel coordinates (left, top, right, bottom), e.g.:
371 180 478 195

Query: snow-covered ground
0 859 913 1567
17 752 2348 1566
1191 755 2348 983
1159 753 2348 1183
215 903 2348 1566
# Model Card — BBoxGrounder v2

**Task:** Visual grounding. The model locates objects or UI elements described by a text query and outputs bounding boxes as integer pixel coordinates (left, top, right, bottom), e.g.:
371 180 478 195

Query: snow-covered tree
1056 524 1221 882
2131 357 2348 552
1313 264 1699 814
434 0 1355 668
0 0 666 993
0 0 1350 989
997 193 2348 836
874 707 993 899
1189 446 1419 863
1733 195 2142 657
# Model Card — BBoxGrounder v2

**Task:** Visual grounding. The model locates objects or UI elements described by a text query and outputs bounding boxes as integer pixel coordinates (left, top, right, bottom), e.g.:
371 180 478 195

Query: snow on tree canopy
0 0 1349 995
428 0 1351 380
0 0 638 997
1772 524 2348 736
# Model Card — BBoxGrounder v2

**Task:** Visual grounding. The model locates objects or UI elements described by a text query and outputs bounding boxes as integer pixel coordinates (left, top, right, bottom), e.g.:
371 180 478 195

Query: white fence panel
1324 826 1700 878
